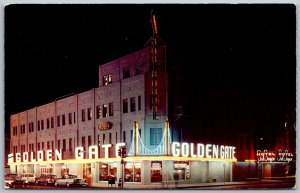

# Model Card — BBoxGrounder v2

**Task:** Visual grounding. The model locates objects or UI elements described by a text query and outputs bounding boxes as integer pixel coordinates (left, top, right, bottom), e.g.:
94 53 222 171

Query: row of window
123 96 141 113
102 65 145 87
12 95 144 136
13 127 162 153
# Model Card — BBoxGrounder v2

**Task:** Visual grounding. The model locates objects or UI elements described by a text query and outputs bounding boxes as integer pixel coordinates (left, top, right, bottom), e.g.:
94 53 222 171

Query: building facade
8 38 237 187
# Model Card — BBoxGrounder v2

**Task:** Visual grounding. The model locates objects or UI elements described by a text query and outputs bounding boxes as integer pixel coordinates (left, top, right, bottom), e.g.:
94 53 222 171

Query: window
102 105 108 118
62 114 66 126
13 146 18 154
42 142 44 150
123 69 130 79
47 141 50 150
103 134 106 144
69 138 73 151
57 116 60 127
88 136 92 147
13 126 17 136
150 128 162 145
82 136 86 149
47 118 50 129
109 103 113 116
82 109 86 122
37 143 40 151
38 120 40 131
123 131 126 143
52 141 54 150
28 123 31 133
62 139 66 151
138 96 141 110
151 161 162 182
130 97 136 112
88 108 92 120
73 112 76 123
116 132 118 144
68 113 72 124
109 133 112 143
57 140 60 149
123 99 128 113
28 124 31 133
51 117 54 128
41 120 44 130
99 162 117 181
108 74 112 83
20 125 25 134
96 105 101 119
125 162 141 182
103 74 112 85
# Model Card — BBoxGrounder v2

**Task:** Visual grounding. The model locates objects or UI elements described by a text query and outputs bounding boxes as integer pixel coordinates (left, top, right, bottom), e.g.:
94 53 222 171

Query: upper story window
20 124 26 134
150 128 162 145
13 126 18 136
138 95 141 111
109 103 114 116
62 114 66 126
47 118 50 129
51 117 54 128
88 108 92 120
102 105 108 118
123 99 128 114
82 109 86 122
41 120 44 130
28 122 34 133
68 113 72 125
57 116 60 127
96 105 101 119
123 69 130 79
103 74 112 85
130 97 136 112
38 120 40 131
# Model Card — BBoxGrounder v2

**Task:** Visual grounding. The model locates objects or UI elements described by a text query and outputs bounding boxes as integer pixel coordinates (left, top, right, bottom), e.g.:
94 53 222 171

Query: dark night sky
4 4 296 145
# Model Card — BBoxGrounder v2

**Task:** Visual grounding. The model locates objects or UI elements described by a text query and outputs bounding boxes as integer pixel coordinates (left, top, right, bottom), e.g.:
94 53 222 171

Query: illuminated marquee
257 149 294 163
171 142 236 159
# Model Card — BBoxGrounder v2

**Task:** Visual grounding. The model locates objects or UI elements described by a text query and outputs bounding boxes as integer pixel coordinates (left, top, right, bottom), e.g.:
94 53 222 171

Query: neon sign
256 149 294 163
171 142 236 159
8 143 126 163
98 122 112 131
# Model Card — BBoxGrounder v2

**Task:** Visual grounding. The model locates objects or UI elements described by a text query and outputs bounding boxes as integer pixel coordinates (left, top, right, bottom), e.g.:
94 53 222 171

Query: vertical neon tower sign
151 11 159 120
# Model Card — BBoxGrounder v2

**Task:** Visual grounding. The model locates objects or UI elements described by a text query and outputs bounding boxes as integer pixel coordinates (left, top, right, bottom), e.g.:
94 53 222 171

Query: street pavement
90 179 296 190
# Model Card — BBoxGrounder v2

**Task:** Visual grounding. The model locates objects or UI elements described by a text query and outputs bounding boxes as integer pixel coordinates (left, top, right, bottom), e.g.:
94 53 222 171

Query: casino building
8 16 237 187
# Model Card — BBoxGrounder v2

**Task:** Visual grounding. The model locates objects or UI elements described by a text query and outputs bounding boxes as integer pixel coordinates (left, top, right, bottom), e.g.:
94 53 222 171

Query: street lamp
118 147 126 188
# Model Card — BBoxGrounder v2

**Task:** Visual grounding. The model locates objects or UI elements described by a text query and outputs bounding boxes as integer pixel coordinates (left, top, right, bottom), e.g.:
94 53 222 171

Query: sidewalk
90 179 291 190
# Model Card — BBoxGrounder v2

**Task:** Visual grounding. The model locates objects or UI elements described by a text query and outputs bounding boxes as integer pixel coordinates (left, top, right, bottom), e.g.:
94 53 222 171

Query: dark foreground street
7 179 295 190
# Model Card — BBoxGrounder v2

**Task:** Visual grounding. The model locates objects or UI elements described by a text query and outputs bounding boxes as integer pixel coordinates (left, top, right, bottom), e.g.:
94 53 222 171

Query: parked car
4 173 19 188
20 173 36 184
35 174 57 186
10 179 28 189
54 174 87 187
